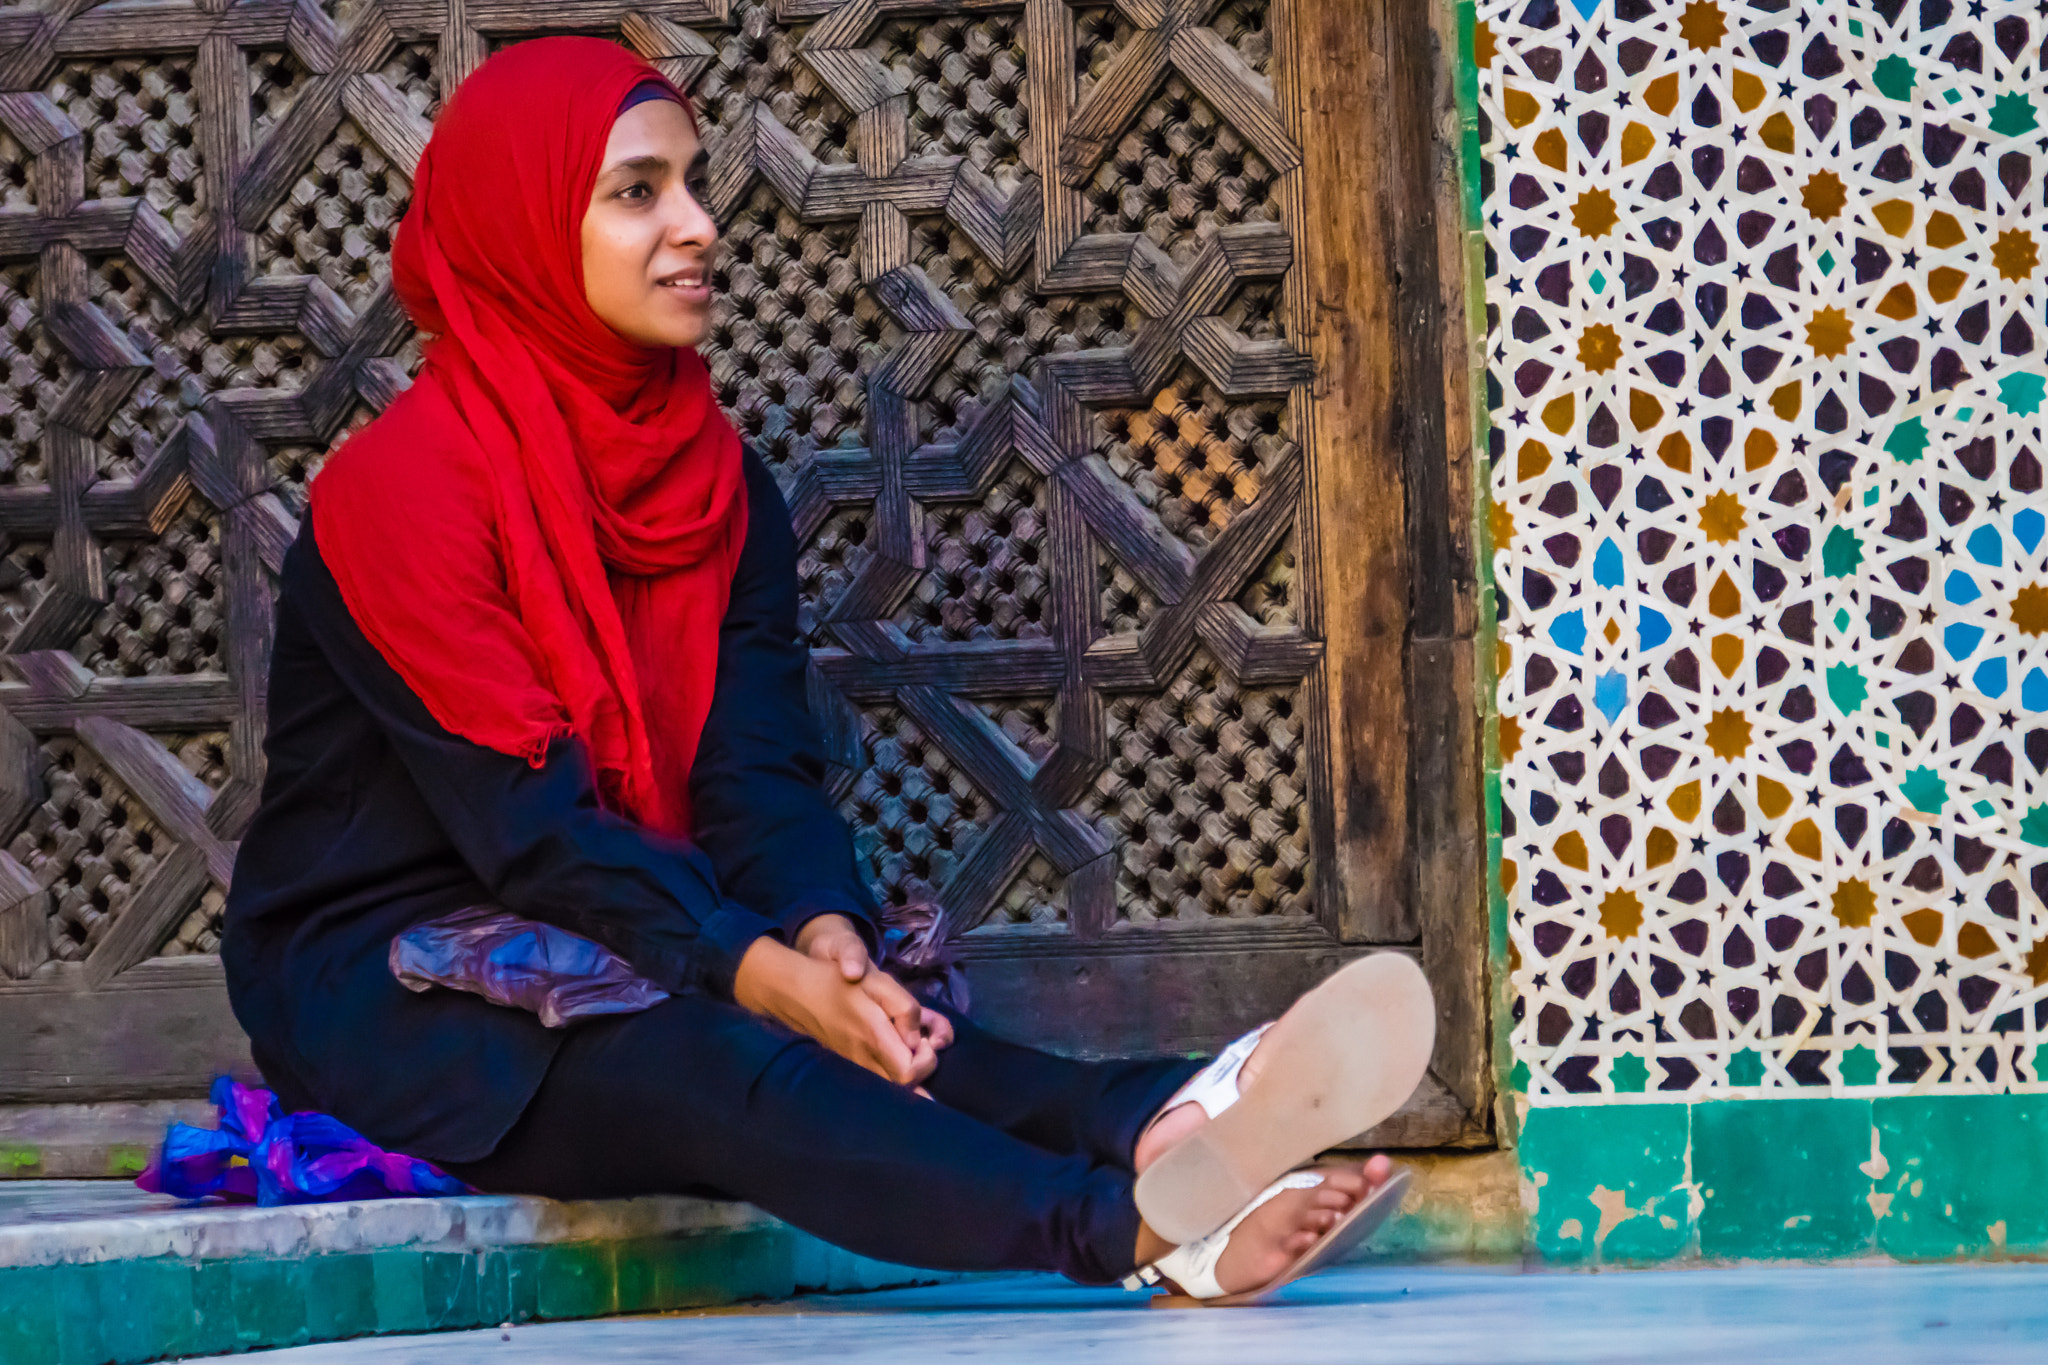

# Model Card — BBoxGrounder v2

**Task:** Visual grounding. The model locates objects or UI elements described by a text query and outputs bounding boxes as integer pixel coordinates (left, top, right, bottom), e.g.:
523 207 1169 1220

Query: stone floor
212 1261 2048 1364
0 1180 189 1227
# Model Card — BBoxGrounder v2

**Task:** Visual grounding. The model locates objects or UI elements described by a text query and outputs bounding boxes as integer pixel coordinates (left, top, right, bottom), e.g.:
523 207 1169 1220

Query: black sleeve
283 530 779 1000
688 448 881 949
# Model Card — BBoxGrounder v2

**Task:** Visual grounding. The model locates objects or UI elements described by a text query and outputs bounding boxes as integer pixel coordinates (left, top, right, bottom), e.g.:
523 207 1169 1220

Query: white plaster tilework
1478 0 2048 1099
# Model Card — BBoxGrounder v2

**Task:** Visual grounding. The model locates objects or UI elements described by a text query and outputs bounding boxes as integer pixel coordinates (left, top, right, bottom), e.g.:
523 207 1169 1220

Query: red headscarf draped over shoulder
310 38 746 836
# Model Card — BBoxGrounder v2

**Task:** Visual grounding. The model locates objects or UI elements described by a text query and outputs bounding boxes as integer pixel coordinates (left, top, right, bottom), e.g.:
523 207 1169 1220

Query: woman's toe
1324 1166 1369 1195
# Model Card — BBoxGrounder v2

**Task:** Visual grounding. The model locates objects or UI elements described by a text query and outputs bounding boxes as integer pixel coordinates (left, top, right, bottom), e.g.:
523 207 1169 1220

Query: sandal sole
1133 953 1434 1245
1150 1164 1413 1309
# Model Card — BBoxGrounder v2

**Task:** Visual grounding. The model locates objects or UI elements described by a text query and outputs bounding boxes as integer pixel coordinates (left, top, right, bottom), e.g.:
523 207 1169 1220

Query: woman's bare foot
1131 1156 1395 1295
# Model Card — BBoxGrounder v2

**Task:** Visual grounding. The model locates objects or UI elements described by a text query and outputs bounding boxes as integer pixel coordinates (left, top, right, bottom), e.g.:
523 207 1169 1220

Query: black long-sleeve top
222 449 877 1163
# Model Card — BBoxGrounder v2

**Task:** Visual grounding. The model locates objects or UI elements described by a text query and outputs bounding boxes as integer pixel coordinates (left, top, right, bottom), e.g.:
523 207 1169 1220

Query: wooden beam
1282 0 1413 943
1413 0 1493 1146
0 958 252 1104
1277 0 1490 1142
0 949 1472 1142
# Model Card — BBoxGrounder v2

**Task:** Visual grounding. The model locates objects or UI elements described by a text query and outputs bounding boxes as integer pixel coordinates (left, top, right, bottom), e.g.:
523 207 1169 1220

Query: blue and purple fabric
136 1076 470 1206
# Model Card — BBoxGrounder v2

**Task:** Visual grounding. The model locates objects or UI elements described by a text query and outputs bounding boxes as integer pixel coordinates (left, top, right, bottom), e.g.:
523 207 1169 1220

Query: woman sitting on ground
222 36 1433 1304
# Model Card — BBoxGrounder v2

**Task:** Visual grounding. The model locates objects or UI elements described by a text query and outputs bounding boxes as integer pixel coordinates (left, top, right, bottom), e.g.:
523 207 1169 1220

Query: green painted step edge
0 1221 946 1365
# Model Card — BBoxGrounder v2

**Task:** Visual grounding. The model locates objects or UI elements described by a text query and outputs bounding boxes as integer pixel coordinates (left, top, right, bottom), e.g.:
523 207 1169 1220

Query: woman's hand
793 914 955 1058
793 912 876 982
733 936 934 1084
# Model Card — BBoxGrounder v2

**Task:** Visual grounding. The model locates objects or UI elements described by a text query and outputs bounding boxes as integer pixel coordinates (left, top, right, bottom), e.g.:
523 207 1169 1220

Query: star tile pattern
1479 0 2048 1099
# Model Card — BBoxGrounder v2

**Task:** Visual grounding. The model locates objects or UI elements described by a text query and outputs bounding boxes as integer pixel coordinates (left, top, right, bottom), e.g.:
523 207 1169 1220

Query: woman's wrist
732 935 801 1017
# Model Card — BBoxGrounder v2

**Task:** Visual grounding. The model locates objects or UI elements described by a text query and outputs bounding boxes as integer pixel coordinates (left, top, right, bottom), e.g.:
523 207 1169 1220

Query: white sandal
1134 953 1435 1245
1124 1164 1413 1307
1150 1020 1275 1124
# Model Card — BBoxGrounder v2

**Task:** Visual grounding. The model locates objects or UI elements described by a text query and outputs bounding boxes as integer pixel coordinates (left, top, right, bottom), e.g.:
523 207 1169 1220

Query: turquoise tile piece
96 1260 198 1365
468 1246 515 1327
369 1247 432 1336
534 1241 618 1321
1694 1098 1874 1260
302 1253 379 1343
0 1267 60 1365
1876 1094 2048 1258
186 1258 242 1359
498 1244 546 1324
1518 1104 1693 1264
49 1262 110 1365
231 1256 310 1350
417 1248 485 1330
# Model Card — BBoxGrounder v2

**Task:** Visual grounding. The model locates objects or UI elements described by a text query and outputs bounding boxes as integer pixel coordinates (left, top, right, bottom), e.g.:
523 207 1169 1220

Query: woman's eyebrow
605 154 670 177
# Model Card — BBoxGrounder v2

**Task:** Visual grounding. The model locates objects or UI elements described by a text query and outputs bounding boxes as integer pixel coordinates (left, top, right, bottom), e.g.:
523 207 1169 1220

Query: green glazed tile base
1520 1096 2048 1266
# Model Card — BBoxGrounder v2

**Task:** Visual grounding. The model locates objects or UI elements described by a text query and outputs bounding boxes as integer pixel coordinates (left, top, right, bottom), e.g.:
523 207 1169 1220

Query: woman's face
581 98 718 349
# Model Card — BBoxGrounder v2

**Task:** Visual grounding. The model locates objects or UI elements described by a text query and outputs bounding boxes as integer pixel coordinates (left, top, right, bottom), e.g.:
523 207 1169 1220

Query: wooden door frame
0 0 1492 1153
1288 0 1489 1145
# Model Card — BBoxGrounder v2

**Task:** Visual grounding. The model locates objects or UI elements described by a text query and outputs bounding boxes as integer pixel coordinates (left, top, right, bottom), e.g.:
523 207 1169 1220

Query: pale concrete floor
223 1262 2048 1364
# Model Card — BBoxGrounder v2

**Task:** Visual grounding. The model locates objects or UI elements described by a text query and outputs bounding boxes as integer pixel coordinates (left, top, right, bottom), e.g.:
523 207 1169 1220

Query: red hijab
310 38 747 836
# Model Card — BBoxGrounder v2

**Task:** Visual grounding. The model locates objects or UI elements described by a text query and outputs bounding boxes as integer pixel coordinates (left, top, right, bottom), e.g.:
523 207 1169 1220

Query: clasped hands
732 913 953 1086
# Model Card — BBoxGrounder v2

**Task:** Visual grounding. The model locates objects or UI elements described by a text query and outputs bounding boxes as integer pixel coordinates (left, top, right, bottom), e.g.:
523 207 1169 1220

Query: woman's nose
669 186 718 248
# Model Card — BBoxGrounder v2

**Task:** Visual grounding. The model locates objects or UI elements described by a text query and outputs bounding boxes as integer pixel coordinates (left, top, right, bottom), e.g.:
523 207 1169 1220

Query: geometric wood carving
1 0 1323 978
0 0 1483 1146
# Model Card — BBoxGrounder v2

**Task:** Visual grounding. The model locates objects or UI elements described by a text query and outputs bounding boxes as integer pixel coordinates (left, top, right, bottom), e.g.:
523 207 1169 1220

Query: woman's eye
619 181 652 201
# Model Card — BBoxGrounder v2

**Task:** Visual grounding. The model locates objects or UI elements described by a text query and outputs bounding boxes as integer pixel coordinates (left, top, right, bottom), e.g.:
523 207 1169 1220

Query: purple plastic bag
390 905 670 1027
392 900 969 1026
872 898 970 1014
135 1076 469 1205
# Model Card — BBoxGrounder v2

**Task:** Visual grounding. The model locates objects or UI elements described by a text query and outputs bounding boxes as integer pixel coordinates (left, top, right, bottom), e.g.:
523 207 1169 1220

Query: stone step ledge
0 1186 770 1270
0 1181 941 1365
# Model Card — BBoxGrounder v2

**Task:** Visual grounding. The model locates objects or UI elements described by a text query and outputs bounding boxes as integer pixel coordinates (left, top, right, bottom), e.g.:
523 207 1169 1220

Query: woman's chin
616 313 713 351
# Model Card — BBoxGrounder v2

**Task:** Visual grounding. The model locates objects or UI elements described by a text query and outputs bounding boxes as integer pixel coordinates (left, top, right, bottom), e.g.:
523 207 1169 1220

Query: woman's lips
657 271 711 306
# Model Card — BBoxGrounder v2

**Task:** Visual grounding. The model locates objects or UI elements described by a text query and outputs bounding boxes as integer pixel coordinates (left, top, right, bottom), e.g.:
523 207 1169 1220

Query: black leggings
442 993 1201 1284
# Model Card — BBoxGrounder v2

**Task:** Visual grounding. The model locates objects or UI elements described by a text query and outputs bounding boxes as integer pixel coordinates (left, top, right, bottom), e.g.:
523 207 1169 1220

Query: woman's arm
691 452 951 1067
284 522 776 1001
688 449 881 949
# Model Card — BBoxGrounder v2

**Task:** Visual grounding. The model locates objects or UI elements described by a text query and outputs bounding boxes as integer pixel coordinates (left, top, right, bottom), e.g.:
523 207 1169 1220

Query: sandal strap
1124 1169 1326 1300
1160 1022 1274 1122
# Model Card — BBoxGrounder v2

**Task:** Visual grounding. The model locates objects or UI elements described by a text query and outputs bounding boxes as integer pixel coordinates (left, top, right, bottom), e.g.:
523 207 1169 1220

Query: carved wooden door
0 0 1485 1149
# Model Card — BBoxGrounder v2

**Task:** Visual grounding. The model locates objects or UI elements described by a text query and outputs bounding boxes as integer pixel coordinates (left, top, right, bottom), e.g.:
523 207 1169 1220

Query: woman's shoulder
313 375 495 505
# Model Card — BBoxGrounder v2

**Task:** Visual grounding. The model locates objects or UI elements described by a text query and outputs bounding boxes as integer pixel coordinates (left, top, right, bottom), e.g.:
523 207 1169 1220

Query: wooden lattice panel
0 0 1339 994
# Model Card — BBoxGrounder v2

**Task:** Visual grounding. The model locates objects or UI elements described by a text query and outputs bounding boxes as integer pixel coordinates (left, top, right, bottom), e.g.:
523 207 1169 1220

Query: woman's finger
905 1035 939 1085
920 1007 955 1050
861 971 927 1047
835 938 869 982
850 993 917 1084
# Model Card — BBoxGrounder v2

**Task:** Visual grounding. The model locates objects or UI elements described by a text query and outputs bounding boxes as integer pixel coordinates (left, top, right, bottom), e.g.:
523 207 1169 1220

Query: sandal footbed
1133 954 1435 1245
